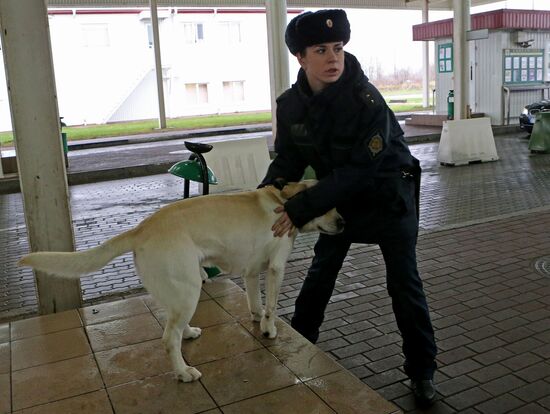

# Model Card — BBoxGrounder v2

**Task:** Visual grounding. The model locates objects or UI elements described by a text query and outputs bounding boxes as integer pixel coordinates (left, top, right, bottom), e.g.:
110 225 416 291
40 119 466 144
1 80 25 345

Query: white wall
163 10 272 118
49 11 156 126
0 8 275 131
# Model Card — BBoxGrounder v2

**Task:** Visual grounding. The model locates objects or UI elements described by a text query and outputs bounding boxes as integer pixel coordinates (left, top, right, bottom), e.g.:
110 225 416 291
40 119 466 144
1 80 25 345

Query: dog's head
281 180 345 235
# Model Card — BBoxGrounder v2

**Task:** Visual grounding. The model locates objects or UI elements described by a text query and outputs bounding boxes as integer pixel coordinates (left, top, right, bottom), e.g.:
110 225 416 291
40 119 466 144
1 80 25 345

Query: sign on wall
503 49 544 84
438 43 453 73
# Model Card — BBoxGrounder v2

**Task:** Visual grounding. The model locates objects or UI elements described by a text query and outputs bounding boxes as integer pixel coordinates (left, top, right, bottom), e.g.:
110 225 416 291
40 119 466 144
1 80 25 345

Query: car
520 99 550 133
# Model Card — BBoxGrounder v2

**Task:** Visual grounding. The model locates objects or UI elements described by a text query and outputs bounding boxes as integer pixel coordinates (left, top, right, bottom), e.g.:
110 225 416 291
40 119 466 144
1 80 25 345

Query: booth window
438 43 453 73
146 24 153 48
503 49 544 85
223 81 245 102
219 22 241 44
185 83 208 105
183 22 205 44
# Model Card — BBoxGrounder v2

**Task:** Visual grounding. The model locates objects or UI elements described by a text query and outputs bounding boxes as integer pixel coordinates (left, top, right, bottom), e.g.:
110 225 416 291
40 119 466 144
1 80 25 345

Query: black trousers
290 192 437 381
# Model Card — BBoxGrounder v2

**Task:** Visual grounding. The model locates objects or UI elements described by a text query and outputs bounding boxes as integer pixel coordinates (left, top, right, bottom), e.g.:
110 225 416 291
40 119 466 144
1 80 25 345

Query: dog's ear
280 182 308 199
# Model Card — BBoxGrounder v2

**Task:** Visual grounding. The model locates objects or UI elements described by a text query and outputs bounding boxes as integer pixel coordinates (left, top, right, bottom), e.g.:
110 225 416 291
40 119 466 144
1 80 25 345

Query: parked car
520 99 550 133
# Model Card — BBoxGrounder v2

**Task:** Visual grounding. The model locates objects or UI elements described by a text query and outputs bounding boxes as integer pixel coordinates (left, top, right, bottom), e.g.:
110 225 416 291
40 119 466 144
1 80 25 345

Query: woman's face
297 41 345 94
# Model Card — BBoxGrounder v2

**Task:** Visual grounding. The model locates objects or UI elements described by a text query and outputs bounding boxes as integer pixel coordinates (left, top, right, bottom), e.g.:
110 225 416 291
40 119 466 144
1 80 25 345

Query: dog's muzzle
319 216 345 235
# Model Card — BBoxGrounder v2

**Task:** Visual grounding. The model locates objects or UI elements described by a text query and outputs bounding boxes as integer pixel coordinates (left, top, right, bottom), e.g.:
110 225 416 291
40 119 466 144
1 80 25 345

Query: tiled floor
0 278 400 414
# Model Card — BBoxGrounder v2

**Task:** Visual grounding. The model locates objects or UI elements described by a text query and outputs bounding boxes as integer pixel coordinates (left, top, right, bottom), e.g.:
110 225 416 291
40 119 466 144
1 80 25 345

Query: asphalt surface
1 119 446 193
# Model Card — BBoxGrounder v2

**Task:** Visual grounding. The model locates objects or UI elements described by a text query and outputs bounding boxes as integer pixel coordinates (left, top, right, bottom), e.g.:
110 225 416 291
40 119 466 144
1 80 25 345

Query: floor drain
533 256 550 277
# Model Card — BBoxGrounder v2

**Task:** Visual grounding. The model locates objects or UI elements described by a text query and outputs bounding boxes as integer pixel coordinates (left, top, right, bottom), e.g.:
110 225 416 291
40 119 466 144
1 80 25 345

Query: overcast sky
337 0 550 74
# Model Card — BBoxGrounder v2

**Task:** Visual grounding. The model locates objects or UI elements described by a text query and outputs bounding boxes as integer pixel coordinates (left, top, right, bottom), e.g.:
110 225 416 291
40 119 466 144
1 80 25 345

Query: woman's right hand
272 206 296 237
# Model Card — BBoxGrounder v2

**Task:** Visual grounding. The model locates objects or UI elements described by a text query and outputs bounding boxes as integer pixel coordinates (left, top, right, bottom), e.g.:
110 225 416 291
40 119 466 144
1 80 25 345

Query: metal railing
502 84 550 125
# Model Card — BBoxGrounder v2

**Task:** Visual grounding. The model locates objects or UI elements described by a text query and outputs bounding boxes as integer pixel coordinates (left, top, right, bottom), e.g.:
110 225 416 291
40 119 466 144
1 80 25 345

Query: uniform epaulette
358 82 383 110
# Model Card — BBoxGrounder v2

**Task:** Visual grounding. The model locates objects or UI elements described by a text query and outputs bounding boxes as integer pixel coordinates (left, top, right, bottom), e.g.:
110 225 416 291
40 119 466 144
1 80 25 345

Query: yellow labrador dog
19 180 344 383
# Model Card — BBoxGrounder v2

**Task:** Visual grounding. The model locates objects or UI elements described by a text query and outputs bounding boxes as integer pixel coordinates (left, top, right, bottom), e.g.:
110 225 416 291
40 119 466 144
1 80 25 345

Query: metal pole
265 0 290 146
0 0 81 313
150 0 167 129
422 0 430 108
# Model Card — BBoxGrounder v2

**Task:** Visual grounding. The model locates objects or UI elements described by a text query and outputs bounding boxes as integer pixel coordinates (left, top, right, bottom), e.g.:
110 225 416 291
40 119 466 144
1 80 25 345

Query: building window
503 49 544 84
81 24 110 47
219 22 241 44
223 81 245 102
438 43 453 73
146 24 153 48
185 83 208 104
183 22 205 44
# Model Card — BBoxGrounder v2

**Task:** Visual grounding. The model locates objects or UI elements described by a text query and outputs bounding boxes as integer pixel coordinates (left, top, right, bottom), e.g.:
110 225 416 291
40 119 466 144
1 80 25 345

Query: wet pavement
0 280 400 414
1 123 550 413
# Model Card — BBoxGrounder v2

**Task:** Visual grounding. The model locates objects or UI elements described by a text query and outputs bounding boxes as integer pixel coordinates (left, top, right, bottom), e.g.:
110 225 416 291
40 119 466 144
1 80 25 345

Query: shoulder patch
290 123 308 137
367 133 384 157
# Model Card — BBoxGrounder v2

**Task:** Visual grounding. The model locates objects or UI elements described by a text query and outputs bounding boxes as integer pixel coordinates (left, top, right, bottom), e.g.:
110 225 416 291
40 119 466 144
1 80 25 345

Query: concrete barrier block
438 117 499 166
203 136 271 193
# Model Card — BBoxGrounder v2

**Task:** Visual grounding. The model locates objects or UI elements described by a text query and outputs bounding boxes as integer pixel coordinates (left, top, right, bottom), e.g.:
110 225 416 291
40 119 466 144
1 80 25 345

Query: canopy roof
45 0 502 11
414 8 550 40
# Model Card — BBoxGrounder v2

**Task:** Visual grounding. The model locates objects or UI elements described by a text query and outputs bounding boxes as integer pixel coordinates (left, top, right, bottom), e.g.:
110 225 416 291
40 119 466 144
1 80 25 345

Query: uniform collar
294 52 365 105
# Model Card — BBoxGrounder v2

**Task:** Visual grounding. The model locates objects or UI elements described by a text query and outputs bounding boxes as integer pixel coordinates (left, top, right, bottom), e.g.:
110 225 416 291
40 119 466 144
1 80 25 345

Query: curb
66 123 273 151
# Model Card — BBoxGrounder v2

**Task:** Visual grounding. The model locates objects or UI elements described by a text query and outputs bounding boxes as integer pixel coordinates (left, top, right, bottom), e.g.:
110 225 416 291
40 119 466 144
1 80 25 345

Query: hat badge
326 18 333 28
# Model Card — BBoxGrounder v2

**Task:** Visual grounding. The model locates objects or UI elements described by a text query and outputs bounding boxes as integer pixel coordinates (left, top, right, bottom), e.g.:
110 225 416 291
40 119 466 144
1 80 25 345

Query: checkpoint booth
413 8 550 126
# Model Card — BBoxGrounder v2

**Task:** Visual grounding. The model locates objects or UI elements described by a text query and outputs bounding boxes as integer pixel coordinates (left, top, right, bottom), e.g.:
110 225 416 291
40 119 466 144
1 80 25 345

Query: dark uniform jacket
261 52 420 237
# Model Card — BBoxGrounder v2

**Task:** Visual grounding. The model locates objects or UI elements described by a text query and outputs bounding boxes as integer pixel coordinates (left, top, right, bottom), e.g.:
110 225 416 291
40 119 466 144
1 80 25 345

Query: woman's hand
272 206 296 237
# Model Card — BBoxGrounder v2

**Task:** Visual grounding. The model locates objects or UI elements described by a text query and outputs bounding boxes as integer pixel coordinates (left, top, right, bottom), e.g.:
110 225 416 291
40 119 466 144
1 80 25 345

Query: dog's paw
251 310 264 323
176 366 202 382
260 315 277 339
183 326 202 339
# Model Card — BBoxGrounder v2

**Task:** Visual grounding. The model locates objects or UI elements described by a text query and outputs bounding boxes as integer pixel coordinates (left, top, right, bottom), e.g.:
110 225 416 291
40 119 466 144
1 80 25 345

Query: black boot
290 319 319 344
411 379 436 408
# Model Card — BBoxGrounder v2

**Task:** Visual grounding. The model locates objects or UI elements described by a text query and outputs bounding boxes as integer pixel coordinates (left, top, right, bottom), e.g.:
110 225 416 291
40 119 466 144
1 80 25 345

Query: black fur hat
285 9 351 56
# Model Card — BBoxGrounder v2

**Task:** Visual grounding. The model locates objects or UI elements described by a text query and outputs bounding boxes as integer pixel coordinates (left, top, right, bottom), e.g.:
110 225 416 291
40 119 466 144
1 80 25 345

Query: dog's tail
18 229 136 278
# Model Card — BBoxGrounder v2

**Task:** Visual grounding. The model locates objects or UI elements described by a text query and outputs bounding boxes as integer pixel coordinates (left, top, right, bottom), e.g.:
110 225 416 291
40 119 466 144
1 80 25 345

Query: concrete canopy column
452 0 471 120
150 0 167 129
422 0 430 108
0 0 81 313
265 0 290 146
